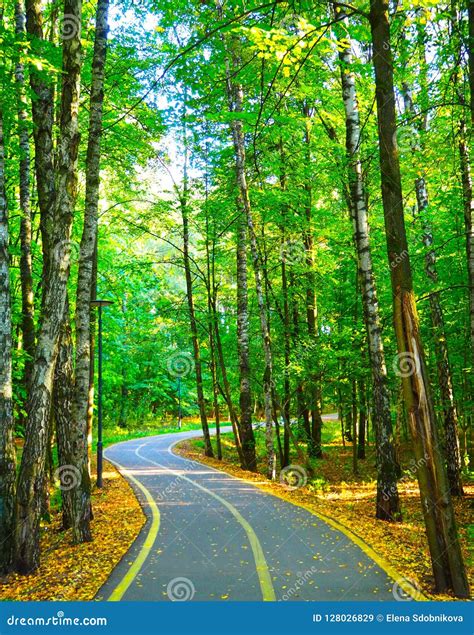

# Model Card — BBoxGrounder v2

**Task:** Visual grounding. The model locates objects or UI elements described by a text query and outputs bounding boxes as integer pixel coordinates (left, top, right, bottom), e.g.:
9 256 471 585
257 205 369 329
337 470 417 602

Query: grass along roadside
175 422 473 601
95 419 224 452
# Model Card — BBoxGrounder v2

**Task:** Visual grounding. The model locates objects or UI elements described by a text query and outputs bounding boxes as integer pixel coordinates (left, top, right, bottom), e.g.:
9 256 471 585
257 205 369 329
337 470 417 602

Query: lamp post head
91 299 114 308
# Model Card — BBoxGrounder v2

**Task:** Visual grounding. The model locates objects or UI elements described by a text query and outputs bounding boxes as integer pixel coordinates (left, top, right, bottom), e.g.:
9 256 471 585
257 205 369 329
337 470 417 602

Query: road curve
97 427 397 602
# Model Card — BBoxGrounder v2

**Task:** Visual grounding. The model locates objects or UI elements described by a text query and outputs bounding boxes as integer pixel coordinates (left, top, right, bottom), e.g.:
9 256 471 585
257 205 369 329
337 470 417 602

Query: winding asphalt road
97 426 399 602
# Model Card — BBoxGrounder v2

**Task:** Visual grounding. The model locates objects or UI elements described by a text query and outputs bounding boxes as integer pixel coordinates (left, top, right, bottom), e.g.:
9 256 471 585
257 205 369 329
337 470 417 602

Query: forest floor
176 422 473 601
0 455 145 601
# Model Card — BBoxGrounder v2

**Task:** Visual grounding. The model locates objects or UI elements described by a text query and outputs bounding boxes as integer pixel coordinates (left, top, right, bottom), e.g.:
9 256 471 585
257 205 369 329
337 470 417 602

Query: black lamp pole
91 298 113 488
177 375 182 429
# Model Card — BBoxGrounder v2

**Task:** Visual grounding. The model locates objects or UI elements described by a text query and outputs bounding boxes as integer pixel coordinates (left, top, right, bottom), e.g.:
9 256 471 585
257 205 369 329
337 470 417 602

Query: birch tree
15 0 83 572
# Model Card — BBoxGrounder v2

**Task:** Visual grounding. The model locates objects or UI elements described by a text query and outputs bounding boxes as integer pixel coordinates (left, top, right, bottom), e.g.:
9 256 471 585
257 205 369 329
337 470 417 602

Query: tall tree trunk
0 108 17 574
290 279 311 441
469 0 474 124
235 215 256 470
334 2 401 519
278 141 292 468
205 175 222 461
71 0 110 544
369 0 469 597
302 107 323 459
450 2 474 365
180 102 213 457
212 296 245 466
281 233 291 468
401 79 463 496
53 301 74 530
226 68 275 477
15 0 83 573
219 39 257 471
25 0 55 274
459 126 474 362
86 239 98 462
24 0 57 531
351 379 358 475
15 0 35 392
181 206 213 457
358 379 366 460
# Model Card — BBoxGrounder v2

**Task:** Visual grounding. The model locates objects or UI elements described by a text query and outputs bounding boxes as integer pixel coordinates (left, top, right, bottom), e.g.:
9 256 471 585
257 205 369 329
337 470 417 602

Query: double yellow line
107 442 276 602
107 437 424 603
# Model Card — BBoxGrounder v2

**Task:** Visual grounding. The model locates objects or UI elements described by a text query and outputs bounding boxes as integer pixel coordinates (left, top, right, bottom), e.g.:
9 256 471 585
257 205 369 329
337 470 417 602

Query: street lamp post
91 298 114 488
177 376 182 429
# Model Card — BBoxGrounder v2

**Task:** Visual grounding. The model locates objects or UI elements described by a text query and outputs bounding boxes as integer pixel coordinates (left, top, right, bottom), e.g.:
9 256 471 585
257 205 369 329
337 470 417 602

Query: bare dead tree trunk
369 0 469 597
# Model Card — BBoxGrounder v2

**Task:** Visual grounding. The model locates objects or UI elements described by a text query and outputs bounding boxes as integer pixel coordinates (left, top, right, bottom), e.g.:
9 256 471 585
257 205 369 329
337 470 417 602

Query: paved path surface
97 426 396 602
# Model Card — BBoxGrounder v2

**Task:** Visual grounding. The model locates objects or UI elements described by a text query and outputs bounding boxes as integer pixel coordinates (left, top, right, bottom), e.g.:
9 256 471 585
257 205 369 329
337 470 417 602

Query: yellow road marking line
169 441 427 602
288 502 427 601
135 445 276 602
106 450 161 602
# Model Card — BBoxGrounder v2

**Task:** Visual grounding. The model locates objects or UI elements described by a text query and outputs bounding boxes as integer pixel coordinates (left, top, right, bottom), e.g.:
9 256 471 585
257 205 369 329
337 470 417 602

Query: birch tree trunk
0 108 17 574
369 0 469 597
53 297 74 530
334 2 401 518
15 0 35 390
469 0 474 124
15 0 83 573
70 0 110 544
25 0 55 272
